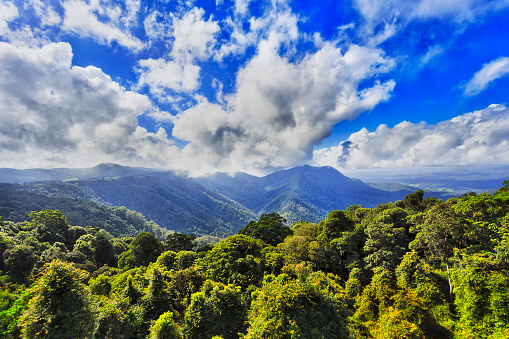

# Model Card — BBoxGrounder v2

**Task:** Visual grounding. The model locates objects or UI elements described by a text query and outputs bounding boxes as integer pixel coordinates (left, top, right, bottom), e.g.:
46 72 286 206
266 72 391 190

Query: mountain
345 165 509 194
198 165 451 223
0 164 456 236
0 184 167 239
0 163 155 184
17 173 256 237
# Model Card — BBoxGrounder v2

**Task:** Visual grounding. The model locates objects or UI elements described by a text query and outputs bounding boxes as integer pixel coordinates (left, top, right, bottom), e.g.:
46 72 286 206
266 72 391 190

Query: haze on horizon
0 0 508 177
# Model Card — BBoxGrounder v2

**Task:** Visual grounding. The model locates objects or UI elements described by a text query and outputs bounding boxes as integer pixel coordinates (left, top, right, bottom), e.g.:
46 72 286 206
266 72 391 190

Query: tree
149 311 183 339
94 302 135 339
0 290 31 338
4 244 38 284
239 213 292 246
183 281 247 339
363 219 409 271
168 267 206 316
404 190 425 213
175 251 198 270
245 272 350 338
140 268 172 337
31 242 68 276
318 210 354 240
19 260 95 338
93 231 117 267
450 253 509 338
119 232 163 269
156 250 178 271
165 233 196 252
501 179 509 191
29 210 73 248
410 202 463 298
201 235 263 289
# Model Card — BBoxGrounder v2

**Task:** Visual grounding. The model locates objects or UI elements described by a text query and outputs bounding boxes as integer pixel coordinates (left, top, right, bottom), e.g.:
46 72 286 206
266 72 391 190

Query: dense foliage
0 183 508 338
0 185 167 239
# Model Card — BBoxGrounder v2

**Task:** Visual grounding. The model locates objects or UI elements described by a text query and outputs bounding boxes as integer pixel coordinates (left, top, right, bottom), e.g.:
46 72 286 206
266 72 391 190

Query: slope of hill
19 174 256 236
0 165 456 236
0 163 155 184
0 184 167 239
198 165 450 223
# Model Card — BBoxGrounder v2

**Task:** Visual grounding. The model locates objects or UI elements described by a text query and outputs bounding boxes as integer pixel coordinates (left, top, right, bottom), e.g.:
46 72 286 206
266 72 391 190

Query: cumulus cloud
170 41 395 175
0 2 397 176
0 42 177 169
62 0 144 51
136 7 219 99
464 57 509 96
313 104 509 169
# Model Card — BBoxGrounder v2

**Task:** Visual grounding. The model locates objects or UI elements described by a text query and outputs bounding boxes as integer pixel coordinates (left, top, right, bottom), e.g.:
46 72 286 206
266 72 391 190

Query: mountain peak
273 165 346 178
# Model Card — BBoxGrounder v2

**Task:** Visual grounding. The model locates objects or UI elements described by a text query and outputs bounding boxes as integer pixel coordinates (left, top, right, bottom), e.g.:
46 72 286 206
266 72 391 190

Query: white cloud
0 1 58 47
464 57 509 96
419 45 444 66
0 1 18 35
136 7 219 99
143 10 170 42
215 0 298 61
62 0 144 51
0 42 178 169
137 58 201 96
170 41 395 175
171 7 219 59
29 0 62 27
313 104 509 169
354 0 509 24
122 0 141 29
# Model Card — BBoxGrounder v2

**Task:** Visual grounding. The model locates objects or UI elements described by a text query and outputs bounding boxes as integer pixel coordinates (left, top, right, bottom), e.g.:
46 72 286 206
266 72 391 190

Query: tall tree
118 232 163 269
239 213 292 246
410 202 463 298
30 210 73 248
183 281 247 339
19 260 95 338
149 311 183 339
165 233 196 252
201 234 263 289
246 272 350 338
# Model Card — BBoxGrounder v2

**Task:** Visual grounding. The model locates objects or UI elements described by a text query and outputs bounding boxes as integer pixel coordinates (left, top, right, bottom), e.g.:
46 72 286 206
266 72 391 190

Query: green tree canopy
246 272 350 338
19 260 95 338
149 311 183 339
183 280 247 339
29 210 73 248
119 232 163 269
200 234 263 289
165 233 196 252
238 213 292 246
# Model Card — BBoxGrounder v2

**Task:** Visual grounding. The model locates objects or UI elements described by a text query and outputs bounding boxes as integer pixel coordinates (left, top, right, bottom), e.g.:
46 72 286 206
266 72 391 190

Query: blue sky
0 0 508 176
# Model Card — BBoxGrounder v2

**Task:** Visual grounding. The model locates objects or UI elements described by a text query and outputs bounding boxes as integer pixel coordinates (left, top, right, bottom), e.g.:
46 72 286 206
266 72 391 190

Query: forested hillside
0 163 154 184
12 174 256 237
0 184 167 239
3 165 455 236
0 183 508 338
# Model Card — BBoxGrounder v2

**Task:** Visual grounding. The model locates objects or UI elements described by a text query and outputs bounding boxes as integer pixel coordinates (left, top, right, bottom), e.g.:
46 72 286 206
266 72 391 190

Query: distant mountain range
0 163 155 184
345 165 509 194
0 163 465 236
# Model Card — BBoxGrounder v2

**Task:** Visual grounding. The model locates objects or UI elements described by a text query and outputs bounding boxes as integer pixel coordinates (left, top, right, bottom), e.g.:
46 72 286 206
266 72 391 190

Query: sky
0 0 508 176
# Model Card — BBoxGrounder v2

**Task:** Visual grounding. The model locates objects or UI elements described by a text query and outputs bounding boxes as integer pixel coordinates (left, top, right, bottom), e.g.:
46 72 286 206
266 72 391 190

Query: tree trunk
446 262 453 301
